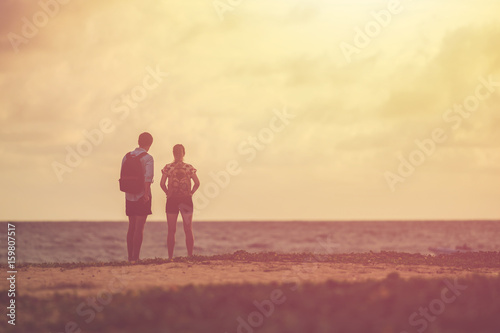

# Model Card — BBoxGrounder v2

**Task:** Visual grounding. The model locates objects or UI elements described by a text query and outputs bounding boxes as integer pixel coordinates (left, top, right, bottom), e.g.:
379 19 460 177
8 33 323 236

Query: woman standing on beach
160 144 200 259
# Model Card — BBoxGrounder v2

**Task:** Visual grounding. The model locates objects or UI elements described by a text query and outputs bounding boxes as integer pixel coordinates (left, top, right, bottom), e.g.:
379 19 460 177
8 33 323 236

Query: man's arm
143 156 154 201
143 182 152 202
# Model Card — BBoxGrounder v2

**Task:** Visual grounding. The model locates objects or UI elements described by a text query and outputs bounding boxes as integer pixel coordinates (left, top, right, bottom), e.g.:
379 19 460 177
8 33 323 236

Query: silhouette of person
160 144 200 259
122 132 154 262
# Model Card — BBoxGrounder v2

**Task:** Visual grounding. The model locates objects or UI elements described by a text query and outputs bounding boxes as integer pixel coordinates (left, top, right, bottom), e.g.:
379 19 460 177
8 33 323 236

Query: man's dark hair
138 132 153 148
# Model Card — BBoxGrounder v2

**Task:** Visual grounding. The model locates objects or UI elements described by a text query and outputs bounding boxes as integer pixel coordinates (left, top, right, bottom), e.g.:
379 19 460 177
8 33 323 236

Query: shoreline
7 250 500 269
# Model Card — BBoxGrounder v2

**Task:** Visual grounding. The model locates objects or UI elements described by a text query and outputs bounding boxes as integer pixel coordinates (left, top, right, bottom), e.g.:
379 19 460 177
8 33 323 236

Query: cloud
1 0 500 220
379 24 500 115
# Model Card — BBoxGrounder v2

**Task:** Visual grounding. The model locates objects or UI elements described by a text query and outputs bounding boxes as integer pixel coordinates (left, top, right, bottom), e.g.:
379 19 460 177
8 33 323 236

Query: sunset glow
1 0 499 221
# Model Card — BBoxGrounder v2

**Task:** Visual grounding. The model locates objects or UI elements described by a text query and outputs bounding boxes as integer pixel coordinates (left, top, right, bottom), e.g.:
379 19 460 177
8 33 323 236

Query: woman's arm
191 173 200 196
160 173 168 196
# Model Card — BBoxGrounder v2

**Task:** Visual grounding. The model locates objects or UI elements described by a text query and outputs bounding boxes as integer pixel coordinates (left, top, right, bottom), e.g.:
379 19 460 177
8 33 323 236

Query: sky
0 0 499 221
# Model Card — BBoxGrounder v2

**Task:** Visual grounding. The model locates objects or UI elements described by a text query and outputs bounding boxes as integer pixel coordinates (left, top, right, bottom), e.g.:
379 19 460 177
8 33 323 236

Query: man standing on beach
120 132 154 262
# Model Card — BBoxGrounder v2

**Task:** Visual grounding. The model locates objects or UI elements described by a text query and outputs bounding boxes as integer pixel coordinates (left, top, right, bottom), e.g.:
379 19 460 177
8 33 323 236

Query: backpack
119 152 147 193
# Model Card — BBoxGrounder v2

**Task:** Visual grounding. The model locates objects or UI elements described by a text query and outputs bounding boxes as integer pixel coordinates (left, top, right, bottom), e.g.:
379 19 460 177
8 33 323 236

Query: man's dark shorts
166 196 193 215
126 197 152 216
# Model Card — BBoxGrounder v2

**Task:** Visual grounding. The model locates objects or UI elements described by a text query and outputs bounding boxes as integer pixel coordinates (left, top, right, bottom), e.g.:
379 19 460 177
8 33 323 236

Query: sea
1 221 500 264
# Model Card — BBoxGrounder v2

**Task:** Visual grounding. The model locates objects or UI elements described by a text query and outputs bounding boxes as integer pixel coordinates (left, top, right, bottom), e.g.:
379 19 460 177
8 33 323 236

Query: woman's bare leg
180 210 194 256
166 213 178 259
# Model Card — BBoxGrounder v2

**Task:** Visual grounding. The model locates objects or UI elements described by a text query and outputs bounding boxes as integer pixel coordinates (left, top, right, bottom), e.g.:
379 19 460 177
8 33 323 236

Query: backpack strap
126 151 148 159
136 152 148 159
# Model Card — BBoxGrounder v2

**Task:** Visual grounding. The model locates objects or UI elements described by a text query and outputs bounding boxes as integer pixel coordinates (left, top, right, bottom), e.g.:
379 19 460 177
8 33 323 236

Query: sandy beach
4 252 500 333
18 258 500 298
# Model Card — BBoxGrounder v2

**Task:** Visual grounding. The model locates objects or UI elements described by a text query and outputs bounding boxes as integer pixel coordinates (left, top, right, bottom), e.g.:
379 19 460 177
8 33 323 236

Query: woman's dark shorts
166 196 193 214
126 197 152 216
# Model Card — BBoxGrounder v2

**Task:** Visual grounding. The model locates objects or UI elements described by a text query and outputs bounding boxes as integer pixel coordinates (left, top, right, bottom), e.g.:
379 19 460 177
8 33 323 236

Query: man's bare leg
166 213 178 259
132 215 147 261
127 216 137 261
